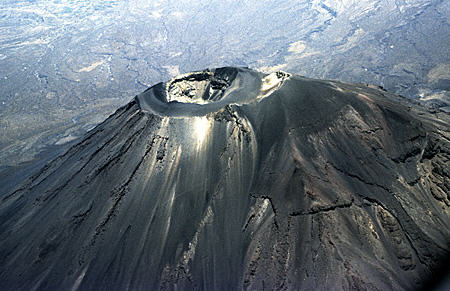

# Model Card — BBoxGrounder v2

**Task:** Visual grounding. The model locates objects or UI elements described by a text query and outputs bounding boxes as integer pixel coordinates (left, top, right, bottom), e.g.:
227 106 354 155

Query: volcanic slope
0 67 449 290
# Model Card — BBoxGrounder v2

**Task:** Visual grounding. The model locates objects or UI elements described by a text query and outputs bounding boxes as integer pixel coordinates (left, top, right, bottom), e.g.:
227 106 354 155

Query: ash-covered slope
0 67 449 290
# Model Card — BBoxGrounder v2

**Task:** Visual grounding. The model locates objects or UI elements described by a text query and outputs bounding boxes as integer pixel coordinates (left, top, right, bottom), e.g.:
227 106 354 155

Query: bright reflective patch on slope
257 72 290 100
193 116 212 148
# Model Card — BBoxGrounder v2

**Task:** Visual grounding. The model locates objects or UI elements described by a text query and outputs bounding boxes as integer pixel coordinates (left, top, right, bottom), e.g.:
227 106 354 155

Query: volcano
0 67 449 290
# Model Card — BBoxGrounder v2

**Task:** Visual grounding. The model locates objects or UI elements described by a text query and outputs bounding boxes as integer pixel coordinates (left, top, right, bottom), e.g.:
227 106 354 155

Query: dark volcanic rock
0 67 449 290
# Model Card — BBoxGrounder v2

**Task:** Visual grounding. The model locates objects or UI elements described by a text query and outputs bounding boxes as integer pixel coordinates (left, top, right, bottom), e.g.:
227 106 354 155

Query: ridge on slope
0 67 449 290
